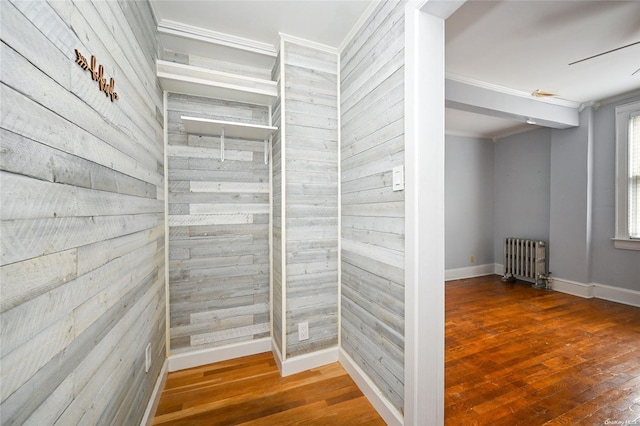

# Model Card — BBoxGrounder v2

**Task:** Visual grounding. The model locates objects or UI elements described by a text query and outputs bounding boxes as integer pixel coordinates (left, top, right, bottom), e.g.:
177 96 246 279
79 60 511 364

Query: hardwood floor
446 275 640 425
152 352 385 425
154 275 639 425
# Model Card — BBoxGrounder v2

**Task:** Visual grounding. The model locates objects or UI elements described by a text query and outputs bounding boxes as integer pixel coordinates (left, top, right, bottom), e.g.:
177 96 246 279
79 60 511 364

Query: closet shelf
157 60 277 106
181 116 277 140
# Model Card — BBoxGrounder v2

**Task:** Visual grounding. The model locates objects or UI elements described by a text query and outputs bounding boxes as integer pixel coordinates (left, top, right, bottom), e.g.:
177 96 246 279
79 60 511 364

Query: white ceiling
150 0 640 140
150 0 372 49
445 0 640 139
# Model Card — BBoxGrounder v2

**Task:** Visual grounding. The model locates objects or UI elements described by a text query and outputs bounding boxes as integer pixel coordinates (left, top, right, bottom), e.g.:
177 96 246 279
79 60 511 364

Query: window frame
614 100 640 250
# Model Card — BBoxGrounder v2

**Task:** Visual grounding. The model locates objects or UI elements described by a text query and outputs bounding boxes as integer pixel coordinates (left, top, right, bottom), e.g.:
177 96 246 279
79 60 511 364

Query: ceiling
150 0 640 140
150 0 372 49
445 0 640 139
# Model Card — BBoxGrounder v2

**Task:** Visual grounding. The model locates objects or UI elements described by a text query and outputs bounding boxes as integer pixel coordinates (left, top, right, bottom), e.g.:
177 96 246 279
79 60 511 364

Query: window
614 101 640 250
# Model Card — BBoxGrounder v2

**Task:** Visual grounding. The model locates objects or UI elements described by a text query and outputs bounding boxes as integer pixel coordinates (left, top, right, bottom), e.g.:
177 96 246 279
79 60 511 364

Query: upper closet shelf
157 60 277 106
182 116 277 140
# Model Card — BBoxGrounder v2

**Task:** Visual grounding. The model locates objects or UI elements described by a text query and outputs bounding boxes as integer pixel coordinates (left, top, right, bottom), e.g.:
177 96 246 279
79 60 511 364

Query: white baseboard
445 263 496 281
550 277 594 298
449 267 639 308
551 277 640 307
141 358 168 426
338 349 403 426
592 282 640 307
271 339 284 374
168 337 271 372
273 345 339 377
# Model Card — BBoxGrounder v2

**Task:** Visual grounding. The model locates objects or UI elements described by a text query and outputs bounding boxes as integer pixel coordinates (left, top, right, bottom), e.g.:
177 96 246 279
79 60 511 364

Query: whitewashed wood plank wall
0 0 165 424
271 53 285 354
272 41 340 359
340 1 406 413
165 91 271 353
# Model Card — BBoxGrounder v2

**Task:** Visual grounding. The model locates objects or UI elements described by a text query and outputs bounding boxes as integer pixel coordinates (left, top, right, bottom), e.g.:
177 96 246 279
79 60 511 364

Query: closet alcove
158 37 340 374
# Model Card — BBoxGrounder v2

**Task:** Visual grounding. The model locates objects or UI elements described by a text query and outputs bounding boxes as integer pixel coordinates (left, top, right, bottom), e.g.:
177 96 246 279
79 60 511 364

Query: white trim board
479 265 640 308
445 264 496 281
278 32 338 55
551 277 640 308
339 349 403 426
140 358 168 426
272 345 339 377
338 1 380 54
167 338 271 372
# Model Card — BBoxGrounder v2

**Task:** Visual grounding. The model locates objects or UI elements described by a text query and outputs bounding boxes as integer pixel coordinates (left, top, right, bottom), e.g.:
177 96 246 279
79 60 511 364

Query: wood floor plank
153 353 383 425
153 275 637 425
445 275 640 426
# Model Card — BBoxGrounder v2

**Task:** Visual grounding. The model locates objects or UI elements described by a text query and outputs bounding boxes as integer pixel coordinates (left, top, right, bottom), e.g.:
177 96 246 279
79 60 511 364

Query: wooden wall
271 41 339 360
340 1 406 413
0 0 165 424
278 41 340 358
271 54 284 354
166 92 271 354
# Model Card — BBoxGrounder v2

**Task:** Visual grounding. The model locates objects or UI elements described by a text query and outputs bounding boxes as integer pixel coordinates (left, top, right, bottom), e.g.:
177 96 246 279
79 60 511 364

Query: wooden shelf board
181 116 277 140
157 60 277 106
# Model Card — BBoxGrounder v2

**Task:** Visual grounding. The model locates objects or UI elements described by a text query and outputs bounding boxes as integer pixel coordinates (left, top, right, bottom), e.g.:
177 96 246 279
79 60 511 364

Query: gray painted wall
494 128 552 264
166 93 271 354
340 1 406 413
447 96 638 291
549 109 593 284
0 0 165 423
588 96 640 291
445 135 494 269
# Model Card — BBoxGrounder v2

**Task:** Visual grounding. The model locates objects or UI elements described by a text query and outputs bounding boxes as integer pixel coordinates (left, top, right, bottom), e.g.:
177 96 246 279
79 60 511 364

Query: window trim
614 100 640 250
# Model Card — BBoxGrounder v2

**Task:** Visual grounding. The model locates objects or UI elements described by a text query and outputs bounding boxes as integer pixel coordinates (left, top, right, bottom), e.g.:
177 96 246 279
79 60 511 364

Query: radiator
503 238 547 288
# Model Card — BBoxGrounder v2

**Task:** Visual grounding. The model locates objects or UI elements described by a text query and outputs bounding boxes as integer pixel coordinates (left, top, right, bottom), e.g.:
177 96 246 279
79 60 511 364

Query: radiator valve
537 272 553 290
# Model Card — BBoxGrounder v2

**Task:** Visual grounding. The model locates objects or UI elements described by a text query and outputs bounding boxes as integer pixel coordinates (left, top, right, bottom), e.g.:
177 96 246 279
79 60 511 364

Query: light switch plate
393 165 404 191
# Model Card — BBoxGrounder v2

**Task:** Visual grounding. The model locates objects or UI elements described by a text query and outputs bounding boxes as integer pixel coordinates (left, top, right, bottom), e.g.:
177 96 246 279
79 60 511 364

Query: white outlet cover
298 322 309 341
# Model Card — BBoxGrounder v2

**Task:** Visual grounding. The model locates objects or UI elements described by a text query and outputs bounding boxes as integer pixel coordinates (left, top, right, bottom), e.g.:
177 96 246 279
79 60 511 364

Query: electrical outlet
298 322 309 341
145 343 151 373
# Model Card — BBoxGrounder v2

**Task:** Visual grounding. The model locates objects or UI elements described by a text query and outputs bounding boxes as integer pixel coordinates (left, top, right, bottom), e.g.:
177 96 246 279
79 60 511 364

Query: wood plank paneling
271 77 284 354
281 41 339 358
340 0 406 414
166 92 270 354
0 0 165 424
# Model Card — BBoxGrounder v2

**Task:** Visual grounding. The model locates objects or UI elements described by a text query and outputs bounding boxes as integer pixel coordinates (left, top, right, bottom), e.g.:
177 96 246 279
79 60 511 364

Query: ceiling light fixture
532 89 556 98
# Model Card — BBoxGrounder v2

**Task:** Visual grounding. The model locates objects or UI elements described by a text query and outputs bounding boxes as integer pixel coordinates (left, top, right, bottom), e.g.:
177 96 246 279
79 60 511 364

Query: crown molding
338 1 380 54
278 33 338 55
445 124 537 142
597 89 640 108
157 19 277 58
445 72 582 109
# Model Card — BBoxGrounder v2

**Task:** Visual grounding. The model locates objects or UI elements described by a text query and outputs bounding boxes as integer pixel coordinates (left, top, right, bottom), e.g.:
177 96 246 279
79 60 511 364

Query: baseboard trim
592 282 640 307
551 277 640 308
141 358 168 426
274 346 339 377
445 264 496 281
450 268 640 308
550 277 594 298
339 349 404 426
271 339 284 374
168 337 271 372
